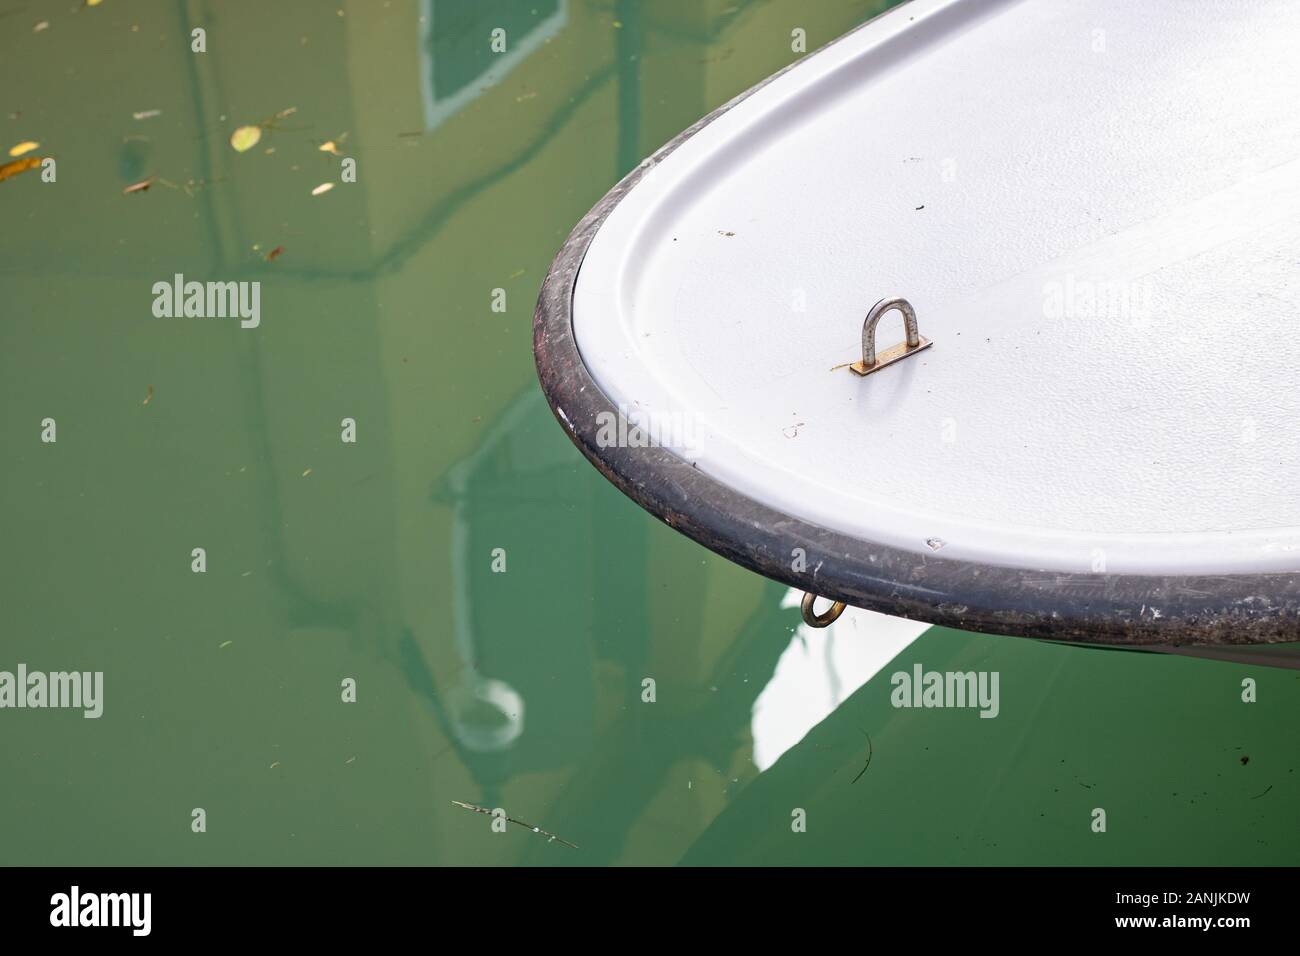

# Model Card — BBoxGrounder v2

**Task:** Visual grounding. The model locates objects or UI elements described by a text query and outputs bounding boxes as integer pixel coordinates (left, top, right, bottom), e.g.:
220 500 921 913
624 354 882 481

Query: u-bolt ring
849 296 932 376
801 592 846 628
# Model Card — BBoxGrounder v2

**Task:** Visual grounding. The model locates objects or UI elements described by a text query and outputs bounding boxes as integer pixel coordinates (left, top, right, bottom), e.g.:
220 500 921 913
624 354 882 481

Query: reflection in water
431 391 809 862
751 593 928 770
425 390 596 809
419 0 569 131
4 0 1295 866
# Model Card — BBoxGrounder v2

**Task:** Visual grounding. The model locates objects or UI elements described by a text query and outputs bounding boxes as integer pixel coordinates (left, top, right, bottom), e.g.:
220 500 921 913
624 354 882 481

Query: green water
0 0 1295 866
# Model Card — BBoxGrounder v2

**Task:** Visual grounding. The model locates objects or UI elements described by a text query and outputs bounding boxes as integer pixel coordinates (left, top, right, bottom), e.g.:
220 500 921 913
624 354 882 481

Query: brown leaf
0 155 42 183
265 245 284 262
122 175 157 194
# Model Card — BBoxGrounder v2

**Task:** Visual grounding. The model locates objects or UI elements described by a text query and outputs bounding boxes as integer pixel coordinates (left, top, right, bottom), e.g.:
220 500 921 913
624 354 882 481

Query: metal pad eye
850 296 932 375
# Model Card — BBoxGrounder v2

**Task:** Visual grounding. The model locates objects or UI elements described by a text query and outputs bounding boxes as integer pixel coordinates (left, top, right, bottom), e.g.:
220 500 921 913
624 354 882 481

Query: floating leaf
87 0 103 6
0 155 42 183
265 245 284 262
8 141 39 158
319 140 341 156
133 109 161 120
310 182 334 196
230 125 262 152
122 175 156 194
142 384 153 405
33 21 49 32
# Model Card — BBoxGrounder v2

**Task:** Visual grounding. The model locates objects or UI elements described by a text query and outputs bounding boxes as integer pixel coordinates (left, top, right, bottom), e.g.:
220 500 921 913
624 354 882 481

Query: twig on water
852 733 873 784
451 800 578 849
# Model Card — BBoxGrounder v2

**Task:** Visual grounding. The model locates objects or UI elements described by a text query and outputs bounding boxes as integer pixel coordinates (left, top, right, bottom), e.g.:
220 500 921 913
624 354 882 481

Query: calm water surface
1 0 1295 865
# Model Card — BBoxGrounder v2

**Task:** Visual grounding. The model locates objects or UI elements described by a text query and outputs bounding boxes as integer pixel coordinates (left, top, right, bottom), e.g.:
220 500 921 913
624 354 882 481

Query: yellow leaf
87 0 103 6
310 182 334 196
319 141 341 156
230 125 262 152
9 141 39 157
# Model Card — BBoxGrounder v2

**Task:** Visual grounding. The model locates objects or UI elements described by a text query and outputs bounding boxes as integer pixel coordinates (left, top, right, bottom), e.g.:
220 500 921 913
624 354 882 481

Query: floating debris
926 537 946 551
132 109 162 120
122 175 156 194
230 108 300 153
230 125 262 152
142 384 153 405
218 640 233 649
265 245 284 262
311 182 334 196
318 140 342 156
852 732 873 784
301 468 312 477
0 155 42 183
33 21 49 32
450 800 577 849
8 141 39 157
718 230 735 236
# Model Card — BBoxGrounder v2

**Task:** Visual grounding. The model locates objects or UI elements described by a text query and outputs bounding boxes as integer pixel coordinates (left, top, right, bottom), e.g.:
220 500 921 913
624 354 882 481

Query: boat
535 0 1300 649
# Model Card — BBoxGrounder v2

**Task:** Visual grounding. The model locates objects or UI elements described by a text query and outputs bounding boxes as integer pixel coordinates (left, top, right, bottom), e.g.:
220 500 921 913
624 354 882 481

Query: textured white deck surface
572 0 1300 574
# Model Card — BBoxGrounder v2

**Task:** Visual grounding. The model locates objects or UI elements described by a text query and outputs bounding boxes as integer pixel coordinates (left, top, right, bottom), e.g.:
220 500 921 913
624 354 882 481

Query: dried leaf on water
265 245 284 262
318 140 341 156
132 109 161 120
0 155 42 183
310 182 334 196
142 384 153 405
230 125 262 152
122 175 157 194
8 141 39 157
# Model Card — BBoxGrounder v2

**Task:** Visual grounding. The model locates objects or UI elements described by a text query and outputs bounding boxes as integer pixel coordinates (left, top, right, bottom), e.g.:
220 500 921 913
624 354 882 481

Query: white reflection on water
750 590 930 771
